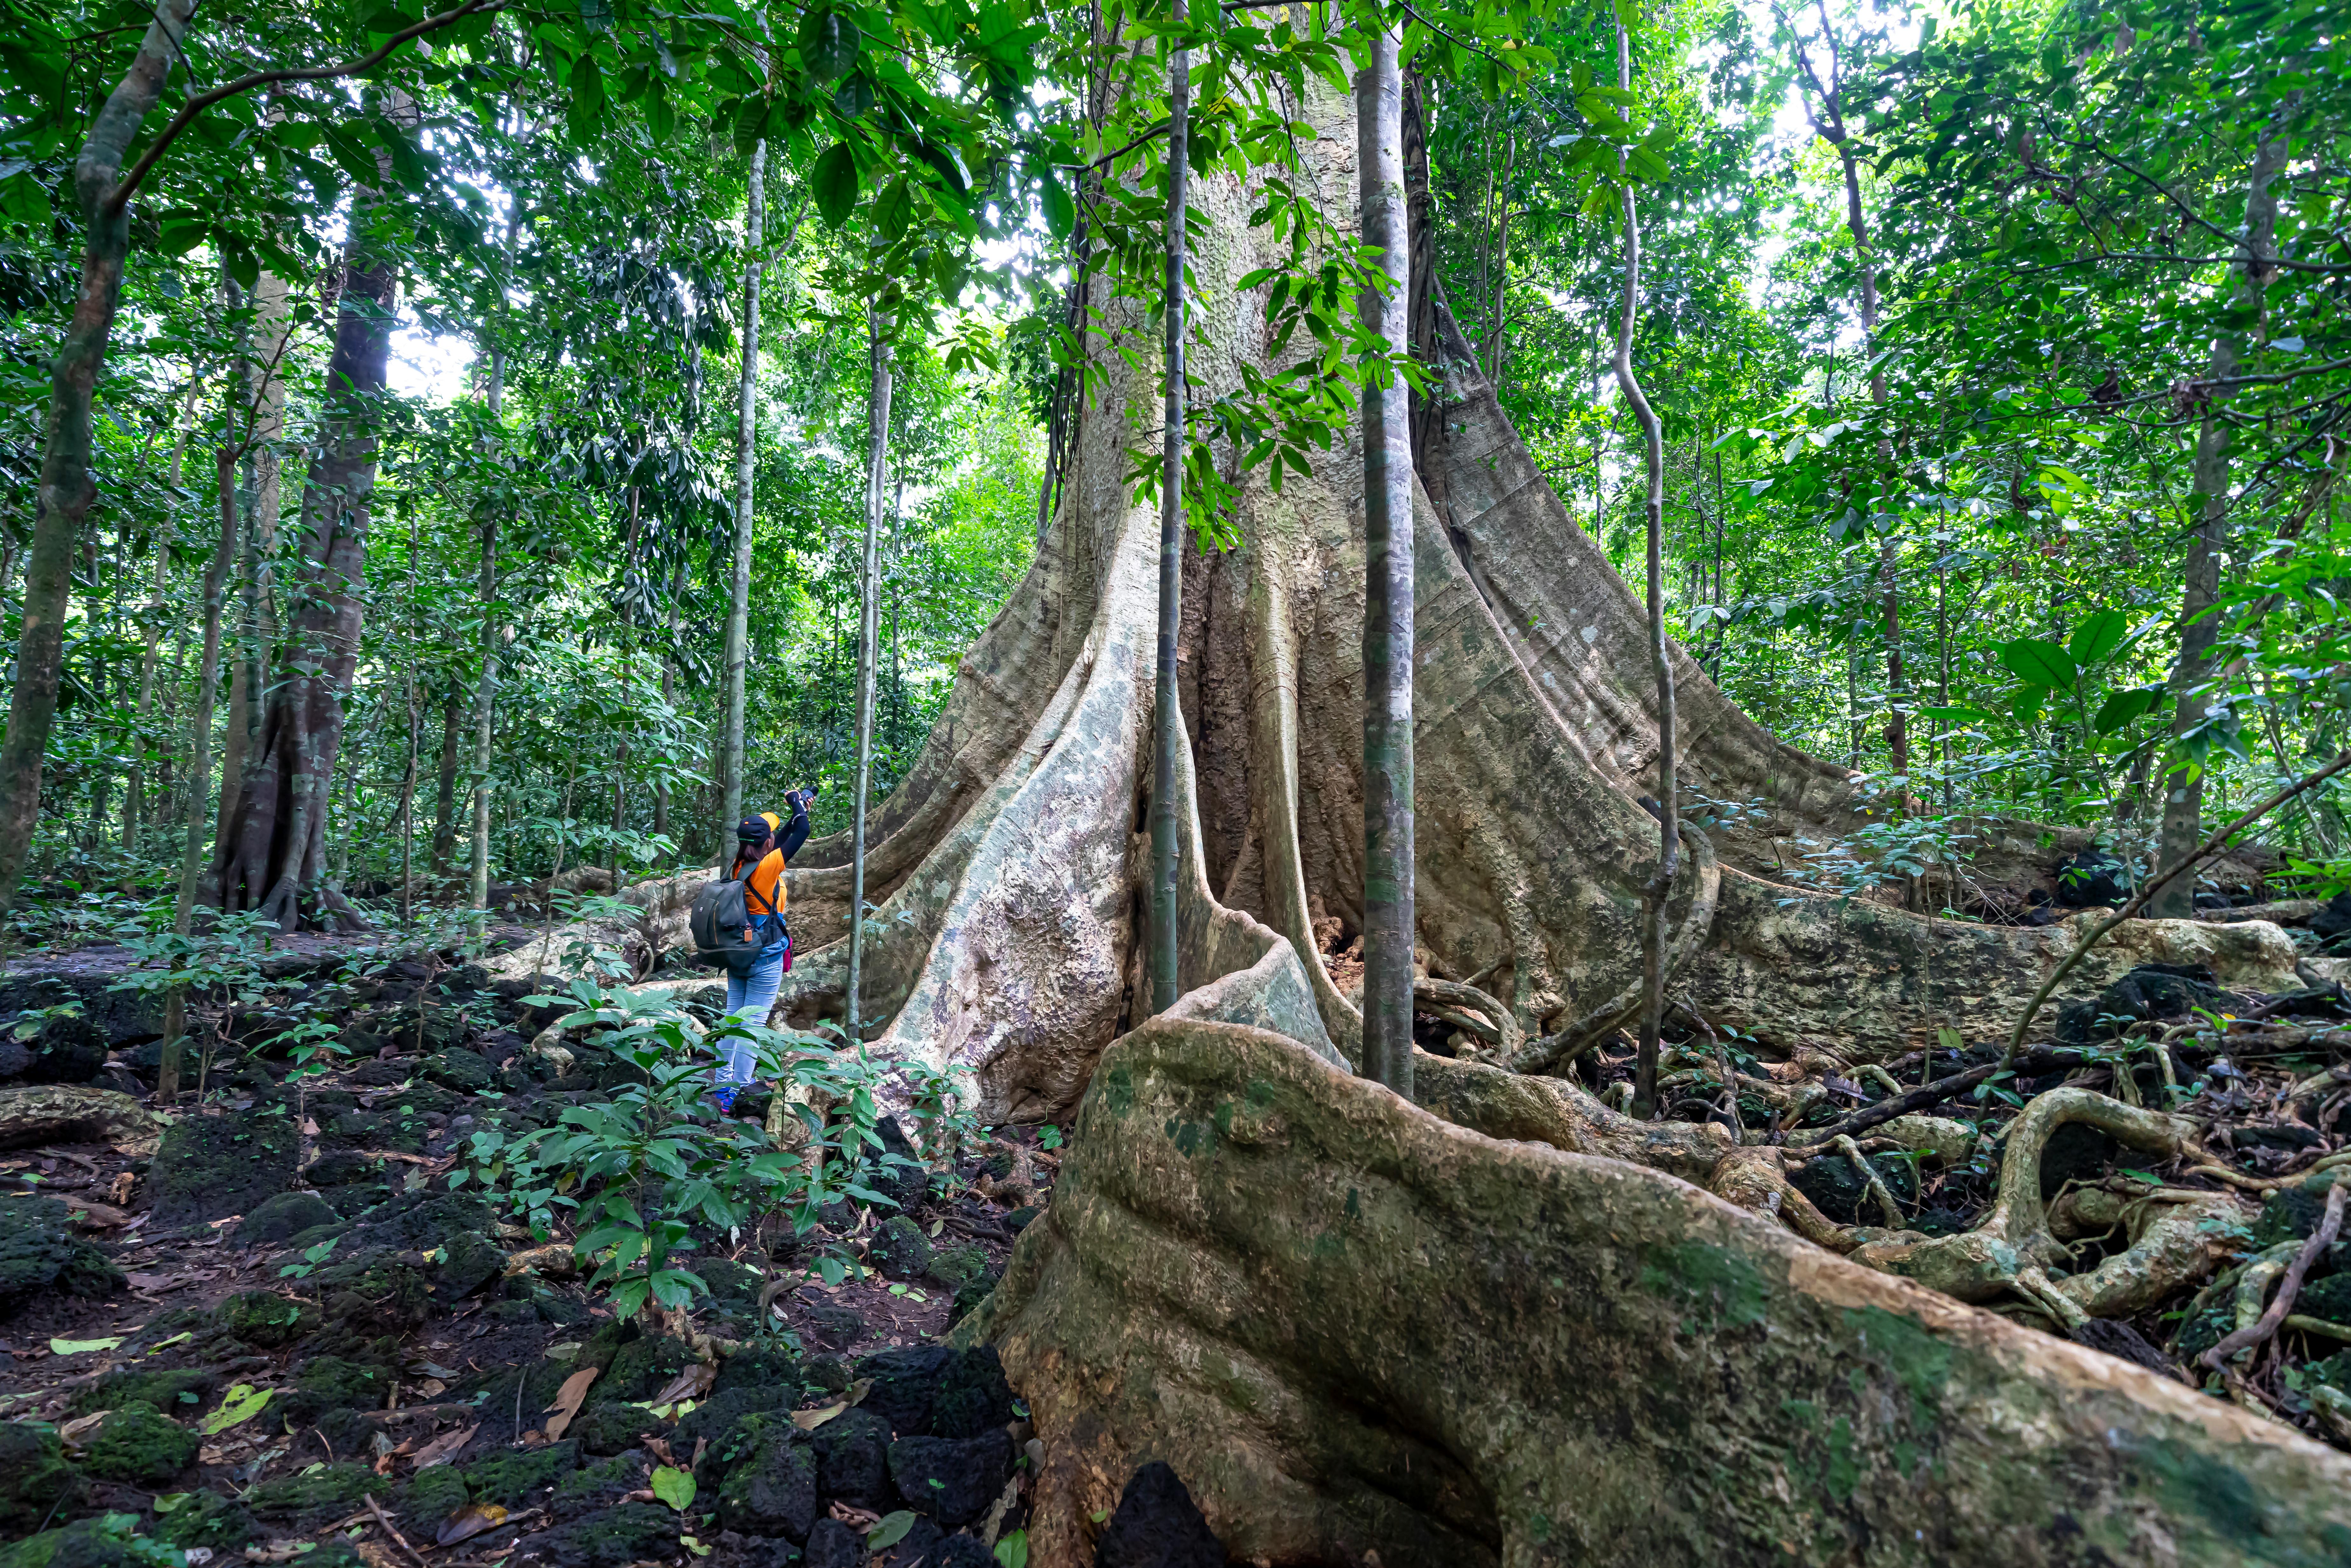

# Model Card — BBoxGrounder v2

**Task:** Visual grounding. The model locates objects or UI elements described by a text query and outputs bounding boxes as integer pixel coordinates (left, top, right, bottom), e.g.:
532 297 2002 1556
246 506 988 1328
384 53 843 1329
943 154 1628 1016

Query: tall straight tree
209 92 413 929
847 306 894 1035
721 139 767 843
1614 17 1674 1119
2150 125 2291 916
0 0 201 917
468 204 521 912
1356 11 1412 1097
1149 0 1189 1016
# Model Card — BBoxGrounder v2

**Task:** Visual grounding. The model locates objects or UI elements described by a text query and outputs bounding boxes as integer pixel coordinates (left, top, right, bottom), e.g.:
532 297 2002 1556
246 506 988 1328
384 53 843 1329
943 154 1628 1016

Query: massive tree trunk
206 108 406 930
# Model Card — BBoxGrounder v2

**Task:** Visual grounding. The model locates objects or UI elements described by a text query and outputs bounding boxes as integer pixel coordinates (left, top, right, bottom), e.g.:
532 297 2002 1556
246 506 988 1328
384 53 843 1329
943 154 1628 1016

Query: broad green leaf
2067 609 2127 668
876 176 914 242
812 143 859 229
799 9 859 83
49 1337 123 1355
199 1384 272 1435
650 1466 696 1511
1038 170 1074 239
995 1530 1029 1568
2094 687 2161 735
567 57 605 142
1997 637 2076 693
867 1512 918 1549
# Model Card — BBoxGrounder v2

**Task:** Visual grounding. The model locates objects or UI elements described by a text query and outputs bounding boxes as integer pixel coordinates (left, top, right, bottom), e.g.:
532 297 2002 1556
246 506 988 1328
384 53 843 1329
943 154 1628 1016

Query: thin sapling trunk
1150 3 1189 1016
848 307 893 1035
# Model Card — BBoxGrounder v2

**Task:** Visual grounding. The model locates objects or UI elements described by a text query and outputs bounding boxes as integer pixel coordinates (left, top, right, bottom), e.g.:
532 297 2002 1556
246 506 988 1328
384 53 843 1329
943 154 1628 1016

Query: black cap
737 815 777 842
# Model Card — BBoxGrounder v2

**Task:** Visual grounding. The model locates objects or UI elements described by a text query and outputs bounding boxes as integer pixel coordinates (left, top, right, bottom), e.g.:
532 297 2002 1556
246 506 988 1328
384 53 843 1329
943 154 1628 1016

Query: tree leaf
866 1512 918 1549
2066 609 2127 668
1038 170 1074 239
198 1384 272 1435
541 1366 599 1441
1996 637 2076 693
437 1504 509 1548
876 176 914 243
798 9 859 83
812 143 859 229
650 1465 696 1512
410 1424 479 1469
2093 687 2161 735
48 1337 123 1355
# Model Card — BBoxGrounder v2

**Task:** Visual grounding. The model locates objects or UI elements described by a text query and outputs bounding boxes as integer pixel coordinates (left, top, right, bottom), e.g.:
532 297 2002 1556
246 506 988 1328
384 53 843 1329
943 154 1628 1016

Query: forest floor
0 895 2346 1568
0 934 1089 1568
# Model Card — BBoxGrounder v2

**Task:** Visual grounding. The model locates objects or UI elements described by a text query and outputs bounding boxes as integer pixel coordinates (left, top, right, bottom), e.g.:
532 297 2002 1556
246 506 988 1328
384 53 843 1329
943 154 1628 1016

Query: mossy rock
458 1439 580 1508
212 1289 321 1349
709 1347 801 1402
149 1107 300 1229
698 1258 766 1322
867 1215 933 1282
307 1248 435 1333
343 1191 497 1254
926 1244 990 1290
674 1385 792 1452
516 1503 677 1568
0 1516 166 1568
235 1191 341 1247
244 1462 390 1528
294 1356 397 1410
0 1194 125 1305
71 1368 213 1418
598 1333 690 1402
950 1268 1001 1326
0 1422 81 1534
151 1490 259 1553
551 1453 649 1514
419 1050 495 1093
390 1466 469 1538
2299 1272 2351 1326
711 1416 817 1539
79 1403 199 1487
568 1400 656 1457
301 1150 377 1188
434 1230 506 1301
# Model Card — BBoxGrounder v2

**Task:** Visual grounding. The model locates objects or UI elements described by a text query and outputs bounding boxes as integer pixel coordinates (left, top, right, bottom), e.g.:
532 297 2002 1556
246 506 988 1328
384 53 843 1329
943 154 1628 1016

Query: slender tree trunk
467 204 518 911
848 307 893 1035
158 443 240 1103
430 688 462 872
611 487 640 891
1356 17 1413 1098
721 139 767 843
210 100 410 930
1615 19 1674 1120
655 561 684 850
2151 125 2289 916
0 0 200 916
128 379 199 850
1149 5 1189 1016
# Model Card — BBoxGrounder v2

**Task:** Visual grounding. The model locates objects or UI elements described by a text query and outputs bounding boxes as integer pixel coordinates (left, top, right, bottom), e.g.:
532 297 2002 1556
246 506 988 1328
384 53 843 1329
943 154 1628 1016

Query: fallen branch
366 1494 433 1568
2005 749 2351 1066
1790 1045 2090 1147
2202 1182 2347 1374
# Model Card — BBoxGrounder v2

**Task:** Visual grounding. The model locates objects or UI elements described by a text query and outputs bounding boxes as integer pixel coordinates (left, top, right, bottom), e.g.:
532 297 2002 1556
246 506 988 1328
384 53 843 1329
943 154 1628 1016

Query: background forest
0 0 2343 939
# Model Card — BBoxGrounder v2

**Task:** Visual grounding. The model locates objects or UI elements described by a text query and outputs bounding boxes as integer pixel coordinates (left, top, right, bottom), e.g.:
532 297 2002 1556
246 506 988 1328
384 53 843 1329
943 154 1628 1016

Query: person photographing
697 786 816 1113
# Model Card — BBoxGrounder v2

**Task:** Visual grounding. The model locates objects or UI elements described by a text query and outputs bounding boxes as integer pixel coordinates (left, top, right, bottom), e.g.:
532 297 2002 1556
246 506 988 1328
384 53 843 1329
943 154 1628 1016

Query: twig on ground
366 1494 433 1568
2202 1182 2348 1375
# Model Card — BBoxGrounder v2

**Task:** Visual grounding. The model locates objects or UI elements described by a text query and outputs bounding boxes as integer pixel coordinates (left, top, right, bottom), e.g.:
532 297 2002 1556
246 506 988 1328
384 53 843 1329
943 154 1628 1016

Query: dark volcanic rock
867 1214 933 1282
2051 849 2126 908
236 1189 340 1246
887 1429 1013 1526
930 1346 1017 1440
811 1408 892 1509
0 1423 80 1534
1788 1150 1919 1227
150 1104 300 1229
857 1345 952 1435
1094 1461 1225 1568
2056 963 2218 1047
711 1416 818 1541
0 1193 122 1308
513 1503 678 1568
800 1517 867 1568
79 1402 201 1485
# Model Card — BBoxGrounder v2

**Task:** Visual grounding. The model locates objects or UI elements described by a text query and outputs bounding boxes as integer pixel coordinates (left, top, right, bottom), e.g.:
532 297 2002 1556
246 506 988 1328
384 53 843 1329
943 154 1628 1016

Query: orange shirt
742 848 787 918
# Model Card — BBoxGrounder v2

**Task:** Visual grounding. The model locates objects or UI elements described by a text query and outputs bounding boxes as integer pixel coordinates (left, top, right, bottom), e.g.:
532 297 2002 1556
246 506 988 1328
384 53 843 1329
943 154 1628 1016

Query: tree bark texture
848 308 892 1032
969 1021 2351 1566
208 107 407 929
1356 21 1414 1096
721 138 766 842
1151 12 1190 1019
0 0 201 914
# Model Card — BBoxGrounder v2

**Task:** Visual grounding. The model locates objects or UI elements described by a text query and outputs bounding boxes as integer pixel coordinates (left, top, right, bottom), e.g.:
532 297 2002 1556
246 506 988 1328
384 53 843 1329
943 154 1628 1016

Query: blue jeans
715 937 788 1097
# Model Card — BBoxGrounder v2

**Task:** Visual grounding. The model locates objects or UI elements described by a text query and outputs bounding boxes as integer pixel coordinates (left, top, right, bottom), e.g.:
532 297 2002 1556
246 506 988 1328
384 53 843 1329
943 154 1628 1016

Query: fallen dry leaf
827 1502 881 1531
540 1367 598 1441
789 1402 848 1433
646 1361 714 1410
353 1542 402 1568
58 1411 109 1449
436 1504 510 1548
65 1199 133 1228
107 1173 134 1205
410 1424 478 1469
501 1244 576 1280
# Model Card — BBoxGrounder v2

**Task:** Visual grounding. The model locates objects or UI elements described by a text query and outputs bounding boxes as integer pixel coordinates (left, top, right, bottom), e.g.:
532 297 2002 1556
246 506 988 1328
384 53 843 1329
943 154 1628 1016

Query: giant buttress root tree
711 61 2296 1111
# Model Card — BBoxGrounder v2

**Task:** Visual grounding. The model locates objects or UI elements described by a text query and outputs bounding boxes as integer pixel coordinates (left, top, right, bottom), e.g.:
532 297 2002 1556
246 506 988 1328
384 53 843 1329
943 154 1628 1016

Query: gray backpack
690 871 784 975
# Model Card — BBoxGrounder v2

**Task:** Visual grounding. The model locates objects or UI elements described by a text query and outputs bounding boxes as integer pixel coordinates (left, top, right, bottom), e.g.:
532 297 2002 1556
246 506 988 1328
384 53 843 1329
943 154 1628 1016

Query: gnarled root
1412 977 1523 1058
1851 1086 2243 1323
